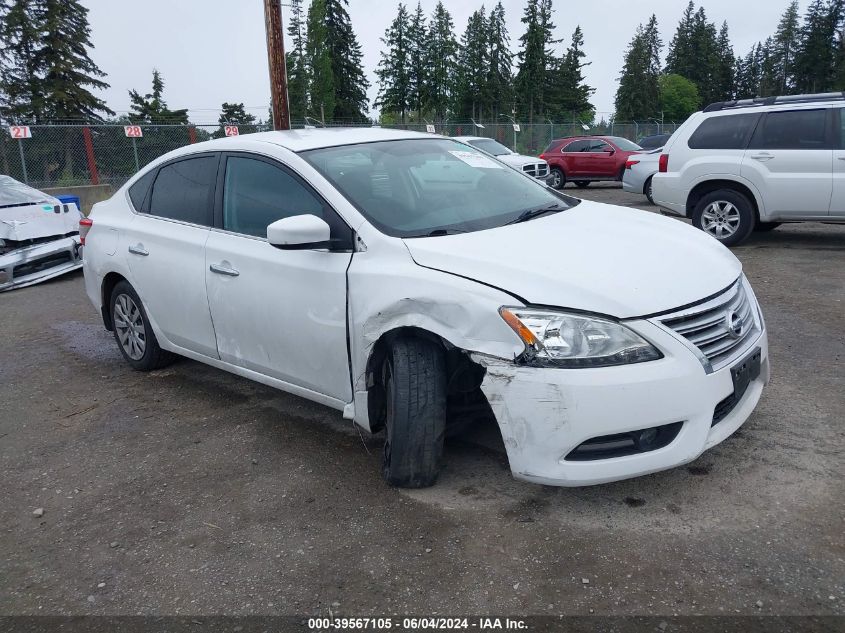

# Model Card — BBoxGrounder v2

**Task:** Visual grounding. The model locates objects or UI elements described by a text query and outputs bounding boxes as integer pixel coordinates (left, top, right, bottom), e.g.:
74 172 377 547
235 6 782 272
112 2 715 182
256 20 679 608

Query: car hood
0 202 82 242
496 153 547 168
402 200 741 318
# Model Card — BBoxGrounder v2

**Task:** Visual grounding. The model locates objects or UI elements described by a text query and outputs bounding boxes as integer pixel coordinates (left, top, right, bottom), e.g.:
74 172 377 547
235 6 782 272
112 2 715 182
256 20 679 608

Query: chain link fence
1 121 681 190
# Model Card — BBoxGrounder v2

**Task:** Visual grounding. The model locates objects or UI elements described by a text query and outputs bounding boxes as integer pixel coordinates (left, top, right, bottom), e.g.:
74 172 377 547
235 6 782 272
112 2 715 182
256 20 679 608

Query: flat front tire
692 189 756 247
381 338 446 488
110 281 174 371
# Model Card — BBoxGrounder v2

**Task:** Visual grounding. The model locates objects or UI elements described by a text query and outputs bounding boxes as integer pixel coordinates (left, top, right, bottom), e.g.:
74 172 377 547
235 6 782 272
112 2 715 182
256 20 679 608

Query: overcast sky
81 0 804 123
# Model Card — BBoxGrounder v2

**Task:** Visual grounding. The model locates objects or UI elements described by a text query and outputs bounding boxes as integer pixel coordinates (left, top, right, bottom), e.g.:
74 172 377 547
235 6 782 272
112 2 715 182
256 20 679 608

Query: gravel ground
1 183 843 618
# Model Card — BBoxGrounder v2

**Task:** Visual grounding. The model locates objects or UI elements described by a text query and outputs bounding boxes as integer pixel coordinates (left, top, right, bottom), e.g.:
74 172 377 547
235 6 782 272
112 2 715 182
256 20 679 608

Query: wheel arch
686 178 763 221
100 271 129 331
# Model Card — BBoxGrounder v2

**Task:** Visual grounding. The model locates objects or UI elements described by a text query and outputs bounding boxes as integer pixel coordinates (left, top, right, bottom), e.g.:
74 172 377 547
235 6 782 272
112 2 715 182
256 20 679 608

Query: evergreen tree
514 0 558 122
424 1 458 121
772 0 801 94
758 37 780 96
128 70 188 123
713 22 735 100
37 0 112 122
285 0 308 122
549 26 594 120
213 102 256 138
614 15 662 121
733 44 761 99
0 0 43 122
793 0 845 93
485 2 513 121
306 0 369 122
407 1 428 121
665 2 721 105
665 1 696 80
375 3 412 123
452 7 488 121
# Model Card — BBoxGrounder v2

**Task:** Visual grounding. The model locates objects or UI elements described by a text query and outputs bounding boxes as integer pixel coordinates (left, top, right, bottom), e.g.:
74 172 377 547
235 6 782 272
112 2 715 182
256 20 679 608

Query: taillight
625 159 640 169
539 153 546 160
79 217 93 245
658 154 669 173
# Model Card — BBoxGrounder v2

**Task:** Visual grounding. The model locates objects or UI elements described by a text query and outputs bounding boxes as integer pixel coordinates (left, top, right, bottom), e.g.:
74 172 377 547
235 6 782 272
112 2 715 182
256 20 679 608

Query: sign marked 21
9 126 32 139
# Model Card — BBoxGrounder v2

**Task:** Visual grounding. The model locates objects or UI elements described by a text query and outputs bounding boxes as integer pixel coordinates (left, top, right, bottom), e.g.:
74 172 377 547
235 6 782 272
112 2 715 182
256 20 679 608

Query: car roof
188 126 436 153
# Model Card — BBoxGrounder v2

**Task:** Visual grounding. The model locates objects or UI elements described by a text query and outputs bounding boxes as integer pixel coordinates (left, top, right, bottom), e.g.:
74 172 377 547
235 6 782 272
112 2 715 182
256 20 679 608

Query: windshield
607 136 642 151
302 138 577 237
467 138 512 156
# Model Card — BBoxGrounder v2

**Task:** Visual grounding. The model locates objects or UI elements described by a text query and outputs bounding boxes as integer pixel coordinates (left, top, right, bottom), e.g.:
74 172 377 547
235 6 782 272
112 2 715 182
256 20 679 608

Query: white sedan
622 148 662 204
81 128 769 488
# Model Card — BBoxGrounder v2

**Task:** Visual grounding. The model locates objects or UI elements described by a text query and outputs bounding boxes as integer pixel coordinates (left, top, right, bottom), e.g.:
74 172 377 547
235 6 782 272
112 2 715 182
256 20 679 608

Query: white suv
652 92 845 246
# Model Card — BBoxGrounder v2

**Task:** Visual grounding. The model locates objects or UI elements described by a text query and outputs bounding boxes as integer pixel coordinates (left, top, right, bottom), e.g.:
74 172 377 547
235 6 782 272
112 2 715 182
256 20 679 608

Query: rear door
583 139 616 177
741 108 834 219
832 107 845 218
204 153 353 402
126 154 220 358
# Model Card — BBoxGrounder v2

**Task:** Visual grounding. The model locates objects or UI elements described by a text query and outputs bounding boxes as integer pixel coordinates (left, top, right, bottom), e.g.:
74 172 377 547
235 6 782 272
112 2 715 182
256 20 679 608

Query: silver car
622 148 662 204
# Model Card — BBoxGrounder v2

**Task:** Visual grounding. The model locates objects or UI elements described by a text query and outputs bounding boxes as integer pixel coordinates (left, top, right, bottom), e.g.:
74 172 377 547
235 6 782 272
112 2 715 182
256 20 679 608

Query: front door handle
209 262 240 277
128 244 149 256
750 153 774 161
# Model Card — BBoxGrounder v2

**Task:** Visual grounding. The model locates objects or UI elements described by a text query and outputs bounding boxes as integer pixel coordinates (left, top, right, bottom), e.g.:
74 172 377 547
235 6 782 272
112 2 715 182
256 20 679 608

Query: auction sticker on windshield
449 150 502 169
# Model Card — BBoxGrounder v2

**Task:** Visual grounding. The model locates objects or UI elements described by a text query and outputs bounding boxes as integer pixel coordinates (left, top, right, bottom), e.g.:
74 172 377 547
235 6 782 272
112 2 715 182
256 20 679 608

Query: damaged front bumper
473 321 770 487
0 235 83 292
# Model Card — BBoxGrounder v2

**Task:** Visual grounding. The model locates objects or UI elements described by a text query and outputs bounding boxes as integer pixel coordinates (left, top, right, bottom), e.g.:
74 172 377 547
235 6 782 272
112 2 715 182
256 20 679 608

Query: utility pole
264 0 290 130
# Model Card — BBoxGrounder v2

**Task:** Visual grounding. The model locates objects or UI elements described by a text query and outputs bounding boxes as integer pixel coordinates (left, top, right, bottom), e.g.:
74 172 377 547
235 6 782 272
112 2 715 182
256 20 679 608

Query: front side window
302 138 577 238
222 156 323 237
688 113 760 150
467 138 512 156
148 155 217 225
750 109 829 150
586 140 610 152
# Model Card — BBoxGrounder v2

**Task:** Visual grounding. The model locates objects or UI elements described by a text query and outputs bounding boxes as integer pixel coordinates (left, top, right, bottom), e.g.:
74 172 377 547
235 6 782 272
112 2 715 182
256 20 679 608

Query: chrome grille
658 280 760 371
522 163 549 179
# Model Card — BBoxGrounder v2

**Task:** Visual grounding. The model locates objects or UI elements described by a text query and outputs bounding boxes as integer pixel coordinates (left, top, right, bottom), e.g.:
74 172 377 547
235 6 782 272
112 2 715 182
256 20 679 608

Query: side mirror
267 214 332 250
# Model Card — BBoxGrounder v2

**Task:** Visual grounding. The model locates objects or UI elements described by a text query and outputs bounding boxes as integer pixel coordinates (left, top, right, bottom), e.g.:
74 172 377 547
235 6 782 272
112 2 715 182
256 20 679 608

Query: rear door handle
128 244 148 256
838 156 845 161
750 153 774 161
209 262 240 277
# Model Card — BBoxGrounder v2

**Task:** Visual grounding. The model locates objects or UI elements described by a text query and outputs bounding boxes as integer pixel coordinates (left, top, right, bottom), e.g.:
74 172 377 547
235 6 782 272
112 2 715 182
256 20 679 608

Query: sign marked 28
124 126 143 138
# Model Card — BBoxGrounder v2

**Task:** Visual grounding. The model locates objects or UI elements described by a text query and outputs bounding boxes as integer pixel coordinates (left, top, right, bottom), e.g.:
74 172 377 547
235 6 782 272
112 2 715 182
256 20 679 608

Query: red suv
540 136 643 190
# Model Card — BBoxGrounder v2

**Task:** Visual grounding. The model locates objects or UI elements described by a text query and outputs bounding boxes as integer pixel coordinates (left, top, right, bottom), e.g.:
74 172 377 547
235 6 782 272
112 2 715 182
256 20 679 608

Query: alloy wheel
701 201 741 239
113 293 146 361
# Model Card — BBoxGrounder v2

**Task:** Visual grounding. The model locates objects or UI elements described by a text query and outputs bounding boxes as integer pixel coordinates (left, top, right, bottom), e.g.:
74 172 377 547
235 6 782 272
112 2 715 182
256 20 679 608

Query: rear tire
645 177 655 204
549 168 566 190
755 222 781 232
110 281 174 371
574 181 590 188
381 338 447 488
692 189 756 247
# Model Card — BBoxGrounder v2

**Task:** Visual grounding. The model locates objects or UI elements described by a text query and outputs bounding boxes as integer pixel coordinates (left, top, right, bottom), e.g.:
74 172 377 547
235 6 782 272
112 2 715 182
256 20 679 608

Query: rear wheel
549 168 566 190
692 189 756 247
755 222 781 232
574 181 590 188
645 177 655 204
110 281 174 371
381 338 446 488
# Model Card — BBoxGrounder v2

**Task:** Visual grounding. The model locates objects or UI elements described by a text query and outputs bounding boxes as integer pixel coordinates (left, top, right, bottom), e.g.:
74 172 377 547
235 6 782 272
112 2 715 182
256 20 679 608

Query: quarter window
222 156 323 238
128 169 155 211
749 109 829 150
148 156 217 225
687 113 760 150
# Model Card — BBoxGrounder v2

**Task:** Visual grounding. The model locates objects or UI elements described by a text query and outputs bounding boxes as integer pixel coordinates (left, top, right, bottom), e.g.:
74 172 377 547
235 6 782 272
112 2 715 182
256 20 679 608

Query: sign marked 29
224 126 240 137
9 126 32 139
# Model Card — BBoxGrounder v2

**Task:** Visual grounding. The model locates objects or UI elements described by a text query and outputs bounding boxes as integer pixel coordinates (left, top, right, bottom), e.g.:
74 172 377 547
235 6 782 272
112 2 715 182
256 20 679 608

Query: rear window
688 113 760 150
128 169 155 211
148 155 217 226
749 109 829 150
606 136 642 151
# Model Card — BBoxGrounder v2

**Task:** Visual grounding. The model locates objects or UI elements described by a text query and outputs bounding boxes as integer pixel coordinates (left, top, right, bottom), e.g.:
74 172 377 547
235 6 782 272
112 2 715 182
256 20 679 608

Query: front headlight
500 307 662 368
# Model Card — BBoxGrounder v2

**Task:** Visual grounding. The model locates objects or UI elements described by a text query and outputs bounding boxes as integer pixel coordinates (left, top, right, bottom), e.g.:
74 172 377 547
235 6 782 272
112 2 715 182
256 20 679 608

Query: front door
126 154 219 358
741 108 834 219
204 154 353 402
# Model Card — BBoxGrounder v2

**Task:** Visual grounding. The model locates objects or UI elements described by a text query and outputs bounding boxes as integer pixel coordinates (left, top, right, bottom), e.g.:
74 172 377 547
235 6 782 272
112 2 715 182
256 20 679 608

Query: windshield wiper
505 204 564 225
404 228 468 238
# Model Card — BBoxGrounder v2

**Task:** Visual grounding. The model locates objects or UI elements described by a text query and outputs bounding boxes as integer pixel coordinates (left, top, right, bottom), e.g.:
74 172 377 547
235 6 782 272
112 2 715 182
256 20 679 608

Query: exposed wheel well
100 272 128 331
686 180 759 220
364 327 489 433
643 175 653 195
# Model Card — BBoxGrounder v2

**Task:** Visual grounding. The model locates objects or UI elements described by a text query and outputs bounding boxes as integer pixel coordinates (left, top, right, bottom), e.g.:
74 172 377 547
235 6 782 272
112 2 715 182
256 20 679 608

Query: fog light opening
565 421 684 462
